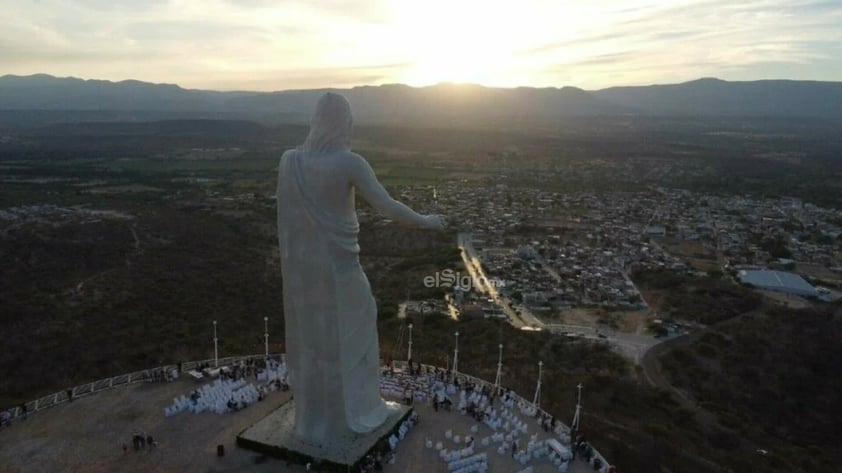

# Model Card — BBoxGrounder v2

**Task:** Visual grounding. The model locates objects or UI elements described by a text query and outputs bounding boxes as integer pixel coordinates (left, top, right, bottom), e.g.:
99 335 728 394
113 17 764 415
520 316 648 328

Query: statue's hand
424 214 446 230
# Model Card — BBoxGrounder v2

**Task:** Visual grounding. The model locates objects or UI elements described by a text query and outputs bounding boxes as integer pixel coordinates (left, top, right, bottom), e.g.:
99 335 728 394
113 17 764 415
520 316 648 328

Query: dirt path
639 309 770 469
640 332 702 406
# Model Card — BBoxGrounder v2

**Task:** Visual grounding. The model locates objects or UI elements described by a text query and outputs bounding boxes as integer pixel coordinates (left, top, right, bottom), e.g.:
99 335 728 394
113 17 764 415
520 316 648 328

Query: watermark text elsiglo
423 269 506 291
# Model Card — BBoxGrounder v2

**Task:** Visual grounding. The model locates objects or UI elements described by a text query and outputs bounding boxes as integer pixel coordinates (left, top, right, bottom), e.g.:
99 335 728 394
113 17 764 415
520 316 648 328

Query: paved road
638 309 773 471
606 332 659 365
533 252 562 283
457 232 545 329
640 331 701 402
640 308 764 400
457 233 663 362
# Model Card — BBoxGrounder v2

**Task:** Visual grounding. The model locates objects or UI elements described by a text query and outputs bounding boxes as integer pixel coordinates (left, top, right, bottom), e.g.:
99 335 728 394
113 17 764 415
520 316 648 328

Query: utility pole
493 343 503 394
532 360 543 409
571 383 583 439
407 323 413 361
263 317 269 358
213 320 219 367
452 331 459 375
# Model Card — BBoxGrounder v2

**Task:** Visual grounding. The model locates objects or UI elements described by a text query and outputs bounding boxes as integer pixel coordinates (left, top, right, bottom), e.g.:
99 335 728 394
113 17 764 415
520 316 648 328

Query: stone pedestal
237 399 411 472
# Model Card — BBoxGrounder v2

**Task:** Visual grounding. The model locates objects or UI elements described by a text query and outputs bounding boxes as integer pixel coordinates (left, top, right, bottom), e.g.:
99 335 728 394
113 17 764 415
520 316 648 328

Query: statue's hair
301 92 353 153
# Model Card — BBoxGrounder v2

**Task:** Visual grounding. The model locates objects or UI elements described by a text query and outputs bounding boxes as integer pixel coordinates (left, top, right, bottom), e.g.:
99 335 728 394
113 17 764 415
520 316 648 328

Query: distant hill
0 73 232 111
2 74 842 126
593 77 842 119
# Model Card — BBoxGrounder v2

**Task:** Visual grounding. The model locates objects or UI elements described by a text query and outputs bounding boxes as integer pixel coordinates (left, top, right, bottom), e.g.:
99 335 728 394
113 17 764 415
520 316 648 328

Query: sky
2 0 842 91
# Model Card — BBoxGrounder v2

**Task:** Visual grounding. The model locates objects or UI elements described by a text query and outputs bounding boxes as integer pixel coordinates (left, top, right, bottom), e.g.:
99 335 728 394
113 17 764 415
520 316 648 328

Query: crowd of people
167 357 289 417
0 408 13 428
146 368 177 383
358 449 396 472
378 361 621 472
125 429 156 452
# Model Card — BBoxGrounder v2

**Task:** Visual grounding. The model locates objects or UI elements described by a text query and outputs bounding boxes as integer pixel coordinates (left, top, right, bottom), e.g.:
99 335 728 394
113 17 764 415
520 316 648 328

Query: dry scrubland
2 119 842 472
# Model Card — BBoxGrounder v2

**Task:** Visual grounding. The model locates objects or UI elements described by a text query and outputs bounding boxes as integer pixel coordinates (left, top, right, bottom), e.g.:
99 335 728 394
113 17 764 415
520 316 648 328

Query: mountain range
1 74 841 126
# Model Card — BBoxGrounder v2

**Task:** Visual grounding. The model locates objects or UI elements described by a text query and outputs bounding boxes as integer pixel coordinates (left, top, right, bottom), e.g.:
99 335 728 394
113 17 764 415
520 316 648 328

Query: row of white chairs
448 452 487 473
513 449 543 465
164 378 259 416
451 462 487 473
387 416 416 451
550 457 571 469
440 445 473 462
256 367 286 383
382 371 582 472
431 412 576 472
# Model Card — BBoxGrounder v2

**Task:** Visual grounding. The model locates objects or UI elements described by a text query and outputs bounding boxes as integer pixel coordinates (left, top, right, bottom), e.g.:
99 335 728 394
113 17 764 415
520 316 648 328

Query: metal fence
2 353 281 423
2 354 609 468
392 360 610 469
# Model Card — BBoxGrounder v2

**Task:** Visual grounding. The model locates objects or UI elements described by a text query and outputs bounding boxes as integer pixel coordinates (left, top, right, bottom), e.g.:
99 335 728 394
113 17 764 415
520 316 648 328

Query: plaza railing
2 353 282 423
391 360 610 469
2 354 609 469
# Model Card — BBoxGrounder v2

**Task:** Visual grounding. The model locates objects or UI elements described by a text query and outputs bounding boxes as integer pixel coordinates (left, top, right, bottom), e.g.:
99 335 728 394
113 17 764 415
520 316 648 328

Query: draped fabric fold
276 92 390 444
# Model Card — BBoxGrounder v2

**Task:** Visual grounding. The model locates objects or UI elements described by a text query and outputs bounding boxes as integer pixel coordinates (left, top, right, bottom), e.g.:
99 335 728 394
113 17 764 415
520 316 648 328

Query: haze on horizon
2 0 842 92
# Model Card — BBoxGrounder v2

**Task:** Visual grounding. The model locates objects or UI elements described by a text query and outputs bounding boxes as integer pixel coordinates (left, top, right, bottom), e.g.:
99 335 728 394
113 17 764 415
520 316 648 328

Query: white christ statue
276 92 445 446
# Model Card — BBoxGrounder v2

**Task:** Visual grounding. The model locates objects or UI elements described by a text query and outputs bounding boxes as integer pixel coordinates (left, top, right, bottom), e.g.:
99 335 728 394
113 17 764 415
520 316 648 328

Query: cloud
0 0 840 90
186 62 412 91
525 0 842 87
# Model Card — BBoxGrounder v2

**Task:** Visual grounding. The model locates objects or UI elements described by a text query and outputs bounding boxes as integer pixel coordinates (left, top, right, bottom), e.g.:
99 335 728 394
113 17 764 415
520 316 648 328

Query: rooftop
738 269 817 296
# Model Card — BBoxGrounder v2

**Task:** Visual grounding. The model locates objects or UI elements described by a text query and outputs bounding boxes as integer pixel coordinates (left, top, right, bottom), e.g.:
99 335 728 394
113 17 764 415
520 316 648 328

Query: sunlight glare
393 0 609 87
395 0 529 86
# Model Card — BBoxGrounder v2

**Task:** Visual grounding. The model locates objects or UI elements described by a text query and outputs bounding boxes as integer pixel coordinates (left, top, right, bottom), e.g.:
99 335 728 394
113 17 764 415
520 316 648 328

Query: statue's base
236 399 412 472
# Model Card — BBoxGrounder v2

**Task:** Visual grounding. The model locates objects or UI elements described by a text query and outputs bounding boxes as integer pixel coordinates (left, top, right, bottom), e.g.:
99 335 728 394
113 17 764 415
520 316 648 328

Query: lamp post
264 316 269 358
571 383 583 438
213 320 219 368
407 323 413 361
533 360 543 409
494 343 503 394
452 331 459 376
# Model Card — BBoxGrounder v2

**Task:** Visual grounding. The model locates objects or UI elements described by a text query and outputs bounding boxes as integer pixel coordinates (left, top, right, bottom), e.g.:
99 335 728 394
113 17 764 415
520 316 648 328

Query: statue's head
302 92 353 153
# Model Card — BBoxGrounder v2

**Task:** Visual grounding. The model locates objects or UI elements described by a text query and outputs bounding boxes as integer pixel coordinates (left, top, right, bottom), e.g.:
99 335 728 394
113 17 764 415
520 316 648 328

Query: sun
381 1 609 88
402 45 503 86
392 1 528 87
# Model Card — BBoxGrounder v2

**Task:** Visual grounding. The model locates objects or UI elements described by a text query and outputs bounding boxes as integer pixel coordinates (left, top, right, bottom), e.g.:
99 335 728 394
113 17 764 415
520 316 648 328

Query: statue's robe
277 148 389 442
276 93 438 446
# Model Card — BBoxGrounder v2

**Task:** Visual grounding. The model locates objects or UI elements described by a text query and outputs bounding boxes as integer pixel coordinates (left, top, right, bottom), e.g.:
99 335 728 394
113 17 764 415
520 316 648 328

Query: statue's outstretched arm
349 153 443 229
